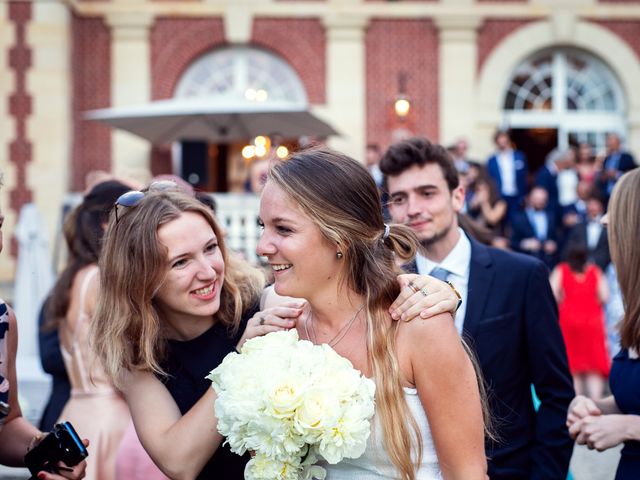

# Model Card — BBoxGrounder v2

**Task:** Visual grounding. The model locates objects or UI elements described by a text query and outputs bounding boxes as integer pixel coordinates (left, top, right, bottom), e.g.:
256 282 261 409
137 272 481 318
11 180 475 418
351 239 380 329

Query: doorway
510 128 558 187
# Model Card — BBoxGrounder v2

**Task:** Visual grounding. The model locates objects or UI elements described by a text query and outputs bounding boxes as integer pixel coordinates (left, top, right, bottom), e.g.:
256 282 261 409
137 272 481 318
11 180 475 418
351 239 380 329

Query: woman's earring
336 251 343 260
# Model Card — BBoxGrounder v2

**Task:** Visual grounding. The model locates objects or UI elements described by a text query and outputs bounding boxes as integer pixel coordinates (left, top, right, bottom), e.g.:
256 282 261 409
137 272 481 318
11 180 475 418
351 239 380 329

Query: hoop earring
336 251 343 260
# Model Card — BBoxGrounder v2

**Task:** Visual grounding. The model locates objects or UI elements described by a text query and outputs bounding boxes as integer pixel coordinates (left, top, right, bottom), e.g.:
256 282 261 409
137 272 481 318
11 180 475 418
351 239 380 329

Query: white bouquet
207 329 376 480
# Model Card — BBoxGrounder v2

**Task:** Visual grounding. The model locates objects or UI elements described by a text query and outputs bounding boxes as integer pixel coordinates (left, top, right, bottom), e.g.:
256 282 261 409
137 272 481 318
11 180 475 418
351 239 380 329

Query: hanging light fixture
394 72 411 118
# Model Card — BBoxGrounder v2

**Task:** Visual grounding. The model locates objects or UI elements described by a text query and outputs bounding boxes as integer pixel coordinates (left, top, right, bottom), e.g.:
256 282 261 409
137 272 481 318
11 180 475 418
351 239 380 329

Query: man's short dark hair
379 137 459 192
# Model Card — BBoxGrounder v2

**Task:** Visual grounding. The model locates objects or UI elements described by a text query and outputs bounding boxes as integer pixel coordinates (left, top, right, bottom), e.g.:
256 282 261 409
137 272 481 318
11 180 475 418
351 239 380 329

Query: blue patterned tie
429 267 449 282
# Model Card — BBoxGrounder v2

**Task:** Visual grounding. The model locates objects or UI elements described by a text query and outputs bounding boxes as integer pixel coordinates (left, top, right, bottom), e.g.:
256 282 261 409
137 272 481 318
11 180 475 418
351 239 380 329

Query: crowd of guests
377 130 636 402
0 129 638 480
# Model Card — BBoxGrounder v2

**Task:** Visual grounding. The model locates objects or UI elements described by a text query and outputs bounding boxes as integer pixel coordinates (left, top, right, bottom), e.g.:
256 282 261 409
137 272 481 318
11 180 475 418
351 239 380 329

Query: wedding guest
567 169 640 479
486 129 528 222
381 138 574 480
550 245 610 399
90 186 460 479
45 180 161 480
0 173 87 480
510 186 559 268
597 132 637 202
576 143 598 185
562 192 610 271
259 148 488 479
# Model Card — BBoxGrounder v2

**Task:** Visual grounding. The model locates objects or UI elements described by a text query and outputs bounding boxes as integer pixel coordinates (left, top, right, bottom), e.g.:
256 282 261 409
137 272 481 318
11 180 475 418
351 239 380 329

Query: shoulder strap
72 266 99 343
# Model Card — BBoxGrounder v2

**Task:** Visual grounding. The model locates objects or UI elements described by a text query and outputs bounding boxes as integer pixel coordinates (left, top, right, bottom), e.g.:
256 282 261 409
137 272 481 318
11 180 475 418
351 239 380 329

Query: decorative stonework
7 2 32 257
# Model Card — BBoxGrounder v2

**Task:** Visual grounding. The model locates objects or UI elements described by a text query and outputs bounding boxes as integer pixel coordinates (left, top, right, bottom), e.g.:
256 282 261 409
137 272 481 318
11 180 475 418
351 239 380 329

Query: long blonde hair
91 191 264 389
269 148 423 480
608 169 640 352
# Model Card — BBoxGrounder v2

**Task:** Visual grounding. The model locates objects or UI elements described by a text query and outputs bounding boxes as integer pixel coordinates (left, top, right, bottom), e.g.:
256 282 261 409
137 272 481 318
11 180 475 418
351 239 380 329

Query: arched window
175 46 308 107
503 49 625 150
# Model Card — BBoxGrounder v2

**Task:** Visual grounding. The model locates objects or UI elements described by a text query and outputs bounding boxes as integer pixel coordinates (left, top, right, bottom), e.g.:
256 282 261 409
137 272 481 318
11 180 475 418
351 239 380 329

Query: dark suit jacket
597 151 637 199
487 150 528 204
534 166 559 219
406 239 574 480
562 221 610 271
37 301 71 431
510 209 559 268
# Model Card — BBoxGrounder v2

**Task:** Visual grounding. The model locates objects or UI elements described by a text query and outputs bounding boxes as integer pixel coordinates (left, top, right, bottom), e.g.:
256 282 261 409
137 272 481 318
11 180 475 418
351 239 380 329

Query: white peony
207 329 375 479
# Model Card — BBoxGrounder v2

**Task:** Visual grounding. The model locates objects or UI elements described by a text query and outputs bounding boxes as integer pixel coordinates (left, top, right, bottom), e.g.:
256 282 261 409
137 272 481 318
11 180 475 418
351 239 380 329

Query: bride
257 147 487 480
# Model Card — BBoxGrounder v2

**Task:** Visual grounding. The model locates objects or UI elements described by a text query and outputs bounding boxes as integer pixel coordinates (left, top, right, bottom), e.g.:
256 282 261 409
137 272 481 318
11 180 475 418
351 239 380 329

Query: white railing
59 192 262 267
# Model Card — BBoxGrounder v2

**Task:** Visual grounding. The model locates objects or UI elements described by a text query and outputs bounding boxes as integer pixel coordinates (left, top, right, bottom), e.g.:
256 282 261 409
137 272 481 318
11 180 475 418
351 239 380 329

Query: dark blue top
610 348 640 479
159 303 258 480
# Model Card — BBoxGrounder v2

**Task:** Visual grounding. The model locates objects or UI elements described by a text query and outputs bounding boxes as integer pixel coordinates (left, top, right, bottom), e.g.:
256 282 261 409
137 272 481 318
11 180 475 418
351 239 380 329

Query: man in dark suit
562 193 610 271
486 130 529 222
597 132 637 202
510 186 559 269
380 137 574 480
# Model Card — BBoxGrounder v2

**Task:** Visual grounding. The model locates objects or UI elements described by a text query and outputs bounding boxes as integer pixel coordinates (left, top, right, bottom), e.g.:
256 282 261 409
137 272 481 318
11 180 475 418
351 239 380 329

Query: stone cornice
62 0 640 20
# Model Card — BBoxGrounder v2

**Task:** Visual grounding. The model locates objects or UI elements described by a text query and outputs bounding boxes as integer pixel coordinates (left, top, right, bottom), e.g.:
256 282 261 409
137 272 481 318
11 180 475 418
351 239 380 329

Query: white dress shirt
497 149 517 196
586 219 603 250
416 229 471 334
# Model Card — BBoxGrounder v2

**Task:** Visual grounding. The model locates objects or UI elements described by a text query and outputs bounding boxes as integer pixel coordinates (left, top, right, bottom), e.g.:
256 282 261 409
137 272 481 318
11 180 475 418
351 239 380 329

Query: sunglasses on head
114 180 182 224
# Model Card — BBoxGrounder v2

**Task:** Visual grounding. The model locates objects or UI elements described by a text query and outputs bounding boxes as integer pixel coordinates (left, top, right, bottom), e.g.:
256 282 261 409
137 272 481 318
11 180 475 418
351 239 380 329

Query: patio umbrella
85 97 338 145
13 203 55 381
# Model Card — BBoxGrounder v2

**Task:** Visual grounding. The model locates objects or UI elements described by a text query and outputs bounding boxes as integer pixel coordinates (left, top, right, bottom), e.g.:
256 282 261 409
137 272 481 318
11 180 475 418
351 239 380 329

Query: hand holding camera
24 422 89 479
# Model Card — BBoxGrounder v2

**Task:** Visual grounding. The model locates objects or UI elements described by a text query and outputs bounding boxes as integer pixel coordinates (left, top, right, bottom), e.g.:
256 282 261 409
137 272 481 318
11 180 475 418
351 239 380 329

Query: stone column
105 12 154 183
28 1 71 241
321 12 368 161
435 14 482 147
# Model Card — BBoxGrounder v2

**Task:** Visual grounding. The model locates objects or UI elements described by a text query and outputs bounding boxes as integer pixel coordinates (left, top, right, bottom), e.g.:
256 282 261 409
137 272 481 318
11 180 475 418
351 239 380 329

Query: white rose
267 379 305 419
294 389 340 437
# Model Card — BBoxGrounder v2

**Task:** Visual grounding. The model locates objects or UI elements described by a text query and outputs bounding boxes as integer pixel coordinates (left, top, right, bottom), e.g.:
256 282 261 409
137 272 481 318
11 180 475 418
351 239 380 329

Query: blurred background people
550 245 610 400
567 169 640 479
0 172 87 480
510 186 559 268
597 132 637 203
486 129 529 223
576 143 598 185
562 192 610 272
44 180 163 480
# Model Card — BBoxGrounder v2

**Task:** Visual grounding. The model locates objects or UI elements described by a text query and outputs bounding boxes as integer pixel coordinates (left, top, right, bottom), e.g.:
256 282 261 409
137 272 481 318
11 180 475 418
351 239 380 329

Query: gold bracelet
446 281 463 312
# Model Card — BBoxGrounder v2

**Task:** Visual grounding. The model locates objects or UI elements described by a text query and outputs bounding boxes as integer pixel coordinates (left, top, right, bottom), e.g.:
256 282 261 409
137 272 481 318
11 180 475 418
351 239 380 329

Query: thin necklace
304 304 365 348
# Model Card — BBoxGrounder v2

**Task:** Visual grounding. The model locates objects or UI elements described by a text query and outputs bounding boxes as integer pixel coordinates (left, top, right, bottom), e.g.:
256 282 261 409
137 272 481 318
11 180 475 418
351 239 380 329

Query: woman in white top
257 148 487 480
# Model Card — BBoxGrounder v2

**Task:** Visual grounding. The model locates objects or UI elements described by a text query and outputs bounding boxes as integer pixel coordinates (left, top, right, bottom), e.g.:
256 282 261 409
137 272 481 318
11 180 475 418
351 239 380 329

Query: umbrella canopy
13 203 55 381
86 97 338 145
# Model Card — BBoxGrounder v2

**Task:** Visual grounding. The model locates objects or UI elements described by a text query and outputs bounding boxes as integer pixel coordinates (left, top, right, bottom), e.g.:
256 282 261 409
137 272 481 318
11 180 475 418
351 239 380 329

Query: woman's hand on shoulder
236 301 306 349
391 274 459 322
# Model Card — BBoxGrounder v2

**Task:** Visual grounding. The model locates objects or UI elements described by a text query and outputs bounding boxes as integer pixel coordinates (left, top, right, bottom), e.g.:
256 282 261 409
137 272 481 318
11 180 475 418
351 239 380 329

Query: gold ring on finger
407 281 419 294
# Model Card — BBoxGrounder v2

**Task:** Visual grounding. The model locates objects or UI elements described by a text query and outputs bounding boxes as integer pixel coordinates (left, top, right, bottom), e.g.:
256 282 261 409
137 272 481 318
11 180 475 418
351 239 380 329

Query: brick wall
365 19 439 151
477 19 534 73
150 17 225 100
252 18 326 104
70 14 112 191
590 20 640 61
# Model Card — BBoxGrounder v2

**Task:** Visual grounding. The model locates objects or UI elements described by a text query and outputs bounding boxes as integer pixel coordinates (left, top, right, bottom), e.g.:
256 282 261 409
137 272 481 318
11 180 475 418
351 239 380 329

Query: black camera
24 421 88 477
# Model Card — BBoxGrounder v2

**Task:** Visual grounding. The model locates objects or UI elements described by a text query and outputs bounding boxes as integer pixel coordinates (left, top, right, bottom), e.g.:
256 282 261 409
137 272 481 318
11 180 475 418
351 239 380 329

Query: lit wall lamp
394 72 411 119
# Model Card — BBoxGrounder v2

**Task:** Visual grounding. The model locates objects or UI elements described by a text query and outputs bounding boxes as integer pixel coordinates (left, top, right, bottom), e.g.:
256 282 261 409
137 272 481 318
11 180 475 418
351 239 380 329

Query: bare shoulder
397 312 463 367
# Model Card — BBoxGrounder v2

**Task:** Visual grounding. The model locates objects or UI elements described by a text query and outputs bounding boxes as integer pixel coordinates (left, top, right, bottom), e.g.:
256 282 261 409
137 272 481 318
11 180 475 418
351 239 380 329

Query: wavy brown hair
269 148 425 480
91 191 264 389
46 180 130 328
608 169 640 352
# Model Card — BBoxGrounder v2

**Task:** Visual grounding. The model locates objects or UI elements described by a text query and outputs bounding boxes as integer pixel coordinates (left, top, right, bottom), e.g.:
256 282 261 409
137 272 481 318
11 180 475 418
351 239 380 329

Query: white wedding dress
322 387 442 479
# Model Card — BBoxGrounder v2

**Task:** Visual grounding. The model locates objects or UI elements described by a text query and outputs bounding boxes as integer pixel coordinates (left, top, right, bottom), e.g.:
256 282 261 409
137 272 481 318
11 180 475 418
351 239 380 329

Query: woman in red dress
550 244 610 399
